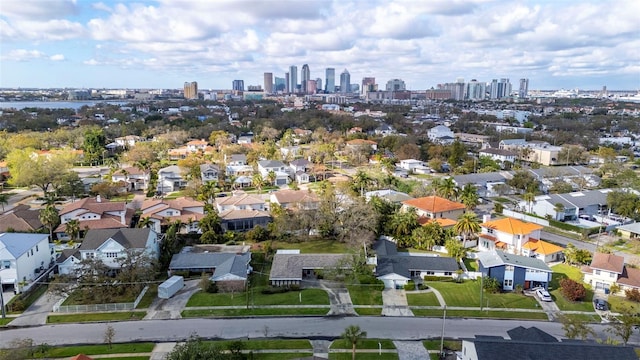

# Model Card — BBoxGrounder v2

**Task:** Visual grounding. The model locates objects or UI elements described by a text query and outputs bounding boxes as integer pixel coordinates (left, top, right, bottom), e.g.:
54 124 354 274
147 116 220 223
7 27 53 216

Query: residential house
452 172 515 198
460 326 637 360
225 154 248 166
0 160 9 182
582 252 624 292
500 139 562 166
57 228 160 276
365 189 413 205
455 133 491 147
345 139 378 152
476 250 552 290
398 159 431 174
525 166 600 193
270 190 320 210
111 167 150 191
616 222 640 240
215 191 270 232
289 158 312 184
427 125 455 144
0 233 53 293
257 160 290 186
186 139 208 152
525 188 610 221
401 196 466 220
0 205 43 233
139 197 205 234
478 148 517 168
478 217 543 254
269 250 351 286
157 165 188 193
200 163 220 184
280 146 302 159
114 135 145 148
374 124 395 136
372 239 459 289
168 245 251 292
55 196 130 240
237 133 253 144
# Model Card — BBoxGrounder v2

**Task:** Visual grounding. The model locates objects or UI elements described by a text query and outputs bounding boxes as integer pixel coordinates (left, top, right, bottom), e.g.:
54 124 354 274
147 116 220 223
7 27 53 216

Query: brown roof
618 266 640 289
113 167 148 176
0 205 42 232
59 197 125 215
55 218 128 233
590 252 625 274
216 192 264 207
402 196 465 213
140 197 204 212
71 355 94 360
219 209 270 221
272 190 319 205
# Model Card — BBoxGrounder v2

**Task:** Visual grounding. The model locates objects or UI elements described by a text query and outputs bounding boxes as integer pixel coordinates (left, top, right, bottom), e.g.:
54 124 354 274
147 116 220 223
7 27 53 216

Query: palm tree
454 212 481 245
437 177 458 200
341 325 367 360
459 183 480 210
267 170 277 187
554 202 565 221
445 237 466 262
388 209 420 247
523 192 536 213
0 193 8 213
66 219 80 243
411 225 437 251
352 170 372 196
252 173 264 194
39 204 60 241
138 216 153 229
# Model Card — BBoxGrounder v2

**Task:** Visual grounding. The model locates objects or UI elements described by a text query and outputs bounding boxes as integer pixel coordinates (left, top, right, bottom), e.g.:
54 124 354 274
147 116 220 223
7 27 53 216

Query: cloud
50 54 65 61
2 49 45 61
0 0 79 20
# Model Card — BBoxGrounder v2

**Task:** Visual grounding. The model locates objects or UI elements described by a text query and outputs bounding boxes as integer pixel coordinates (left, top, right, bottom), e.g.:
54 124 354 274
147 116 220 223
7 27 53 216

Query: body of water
0 101 131 110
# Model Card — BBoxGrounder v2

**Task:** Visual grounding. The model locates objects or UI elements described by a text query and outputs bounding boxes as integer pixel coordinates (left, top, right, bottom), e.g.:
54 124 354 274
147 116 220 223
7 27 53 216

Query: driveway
8 291 63 327
526 289 560 320
382 289 414 317
144 280 200 320
318 280 357 316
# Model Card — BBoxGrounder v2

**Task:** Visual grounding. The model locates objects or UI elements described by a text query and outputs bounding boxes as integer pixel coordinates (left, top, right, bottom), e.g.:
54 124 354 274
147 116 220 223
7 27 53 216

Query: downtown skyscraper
340 69 350 94
263 72 273 94
183 81 198 99
301 64 310 94
289 65 298 93
325 68 335 93
519 78 529 99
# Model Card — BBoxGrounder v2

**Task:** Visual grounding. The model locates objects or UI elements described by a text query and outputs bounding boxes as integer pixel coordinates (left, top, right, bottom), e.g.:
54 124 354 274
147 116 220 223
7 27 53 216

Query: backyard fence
503 210 549 226
53 285 149 313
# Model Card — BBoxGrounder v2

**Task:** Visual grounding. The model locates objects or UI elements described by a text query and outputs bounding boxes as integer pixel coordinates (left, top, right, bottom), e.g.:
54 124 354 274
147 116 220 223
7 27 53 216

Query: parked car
536 288 552 302
595 298 607 311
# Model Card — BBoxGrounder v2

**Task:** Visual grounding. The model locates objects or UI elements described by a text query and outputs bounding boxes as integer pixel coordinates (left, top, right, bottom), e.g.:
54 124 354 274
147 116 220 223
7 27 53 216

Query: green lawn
406 292 441 306
424 339 462 351
607 295 640 313
425 281 538 309
330 339 395 349
550 264 594 311
186 288 329 307
347 285 383 305
42 343 155 357
353 307 381 316
463 258 478 271
253 354 313 360
0 318 14 326
329 353 398 360
181 308 328 317
561 313 601 323
271 239 352 253
136 285 158 308
47 311 146 323
6 284 48 314
206 339 312 350
62 286 143 305
412 309 549 320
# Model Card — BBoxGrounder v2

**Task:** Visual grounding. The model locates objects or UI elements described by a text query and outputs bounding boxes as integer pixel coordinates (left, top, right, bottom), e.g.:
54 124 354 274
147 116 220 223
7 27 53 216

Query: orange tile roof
480 217 543 235
479 233 497 242
495 241 508 249
521 238 564 255
187 139 208 146
402 196 465 213
418 217 457 228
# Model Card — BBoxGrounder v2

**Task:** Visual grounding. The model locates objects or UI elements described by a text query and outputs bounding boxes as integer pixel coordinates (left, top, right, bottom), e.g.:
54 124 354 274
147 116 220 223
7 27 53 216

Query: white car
536 288 552 302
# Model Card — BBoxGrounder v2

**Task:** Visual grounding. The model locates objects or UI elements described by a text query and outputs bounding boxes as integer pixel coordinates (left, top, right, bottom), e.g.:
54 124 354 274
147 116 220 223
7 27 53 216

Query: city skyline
0 0 638 90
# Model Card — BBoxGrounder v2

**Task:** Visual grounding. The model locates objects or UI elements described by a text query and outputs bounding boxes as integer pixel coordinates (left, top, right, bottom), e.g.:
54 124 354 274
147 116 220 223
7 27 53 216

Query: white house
114 135 145 148
399 159 430 173
55 197 129 239
139 197 206 234
0 233 52 293
428 125 455 144
478 217 543 254
270 190 320 210
157 165 188 193
200 163 220 183
257 160 290 186
185 139 208 152
478 148 517 167
111 167 150 191
57 228 160 275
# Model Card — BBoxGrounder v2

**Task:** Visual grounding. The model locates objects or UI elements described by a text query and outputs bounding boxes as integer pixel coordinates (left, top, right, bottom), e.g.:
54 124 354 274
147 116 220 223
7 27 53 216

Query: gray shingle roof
169 252 251 280
376 256 459 278
269 254 350 281
476 250 551 272
79 228 151 251
373 239 398 256
453 172 512 186
0 233 49 258
540 189 610 209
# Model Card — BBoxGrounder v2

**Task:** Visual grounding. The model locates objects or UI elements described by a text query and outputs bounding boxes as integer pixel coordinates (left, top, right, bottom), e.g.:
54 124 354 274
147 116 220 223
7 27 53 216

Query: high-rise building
285 72 290 93
301 64 310 94
340 69 350 94
232 80 244 91
315 78 322 92
362 77 376 95
519 78 529 99
183 81 198 99
385 79 406 91
289 65 298 93
325 68 335 93
264 73 273 94
439 80 465 101
274 77 285 92
307 80 317 94
490 78 511 99
466 79 486 100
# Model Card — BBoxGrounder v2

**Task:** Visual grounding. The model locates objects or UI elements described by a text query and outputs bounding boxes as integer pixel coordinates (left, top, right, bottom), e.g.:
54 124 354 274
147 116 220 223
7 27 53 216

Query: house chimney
96 195 101 203
483 214 491 223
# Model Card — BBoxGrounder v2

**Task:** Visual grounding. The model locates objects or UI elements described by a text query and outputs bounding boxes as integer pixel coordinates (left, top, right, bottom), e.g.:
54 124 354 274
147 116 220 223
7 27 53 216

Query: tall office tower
518 78 529 99
307 80 317 94
274 77 285 92
315 78 322 92
301 64 310 94
285 72 290 93
361 77 376 95
385 78 406 91
325 68 335 93
466 79 486 100
289 65 298 93
264 73 274 94
232 80 244 91
340 69 351 94
490 79 499 99
441 81 465 100
183 81 198 99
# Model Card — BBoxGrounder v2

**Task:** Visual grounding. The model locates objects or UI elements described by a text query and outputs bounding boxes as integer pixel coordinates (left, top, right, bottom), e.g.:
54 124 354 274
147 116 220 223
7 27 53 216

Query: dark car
595 299 607 311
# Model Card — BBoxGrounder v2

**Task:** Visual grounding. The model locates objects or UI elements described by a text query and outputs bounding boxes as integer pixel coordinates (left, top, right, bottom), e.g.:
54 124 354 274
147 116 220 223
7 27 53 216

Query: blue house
476 250 552 291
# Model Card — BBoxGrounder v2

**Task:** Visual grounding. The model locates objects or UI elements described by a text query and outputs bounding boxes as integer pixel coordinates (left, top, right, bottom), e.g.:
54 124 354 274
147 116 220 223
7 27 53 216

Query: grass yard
62 286 145 305
206 339 312 350
330 339 395 349
6 284 48 314
186 288 329 307
561 313 601 323
136 285 158 308
271 239 352 253
463 258 478 271
41 343 155 357
347 285 383 305
329 353 398 360
0 318 14 326
181 308 328 317
47 311 146 324
253 354 313 360
353 307 381 316
406 292 441 306
412 309 549 320
425 281 538 309
424 339 462 351
550 263 594 311
607 295 640 313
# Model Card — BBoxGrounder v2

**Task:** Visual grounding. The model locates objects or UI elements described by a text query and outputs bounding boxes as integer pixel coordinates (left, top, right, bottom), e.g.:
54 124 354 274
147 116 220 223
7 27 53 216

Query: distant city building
247 85 262 91
289 65 298 93
425 89 451 100
519 78 529 99
232 80 244 91
490 78 512 99
315 78 322 92
301 64 310 94
275 77 285 92
340 69 351 94
361 77 376 95
285 72 290 93
439 78 465 101
466 79 486 100
183 81 198 99
385 79 406 91
68 90 91 100
306 80 317 94
325 68 335 93
264 73 273 94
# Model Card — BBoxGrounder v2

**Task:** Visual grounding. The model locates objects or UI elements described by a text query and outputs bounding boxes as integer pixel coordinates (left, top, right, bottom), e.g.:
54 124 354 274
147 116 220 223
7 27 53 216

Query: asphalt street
0 317 632 347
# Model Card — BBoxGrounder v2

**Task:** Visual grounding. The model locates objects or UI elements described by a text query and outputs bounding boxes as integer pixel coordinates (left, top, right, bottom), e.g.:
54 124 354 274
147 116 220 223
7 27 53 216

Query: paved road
0 317 631 347
540 231 595 252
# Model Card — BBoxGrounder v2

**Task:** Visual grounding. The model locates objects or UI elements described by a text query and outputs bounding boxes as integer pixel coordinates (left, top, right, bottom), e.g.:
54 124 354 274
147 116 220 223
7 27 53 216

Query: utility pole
480 275 484 311
440 305 447 358
0 275 5 319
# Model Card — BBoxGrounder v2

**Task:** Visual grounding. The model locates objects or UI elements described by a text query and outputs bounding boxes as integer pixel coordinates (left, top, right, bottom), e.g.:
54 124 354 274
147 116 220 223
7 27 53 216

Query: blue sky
1 0 639 90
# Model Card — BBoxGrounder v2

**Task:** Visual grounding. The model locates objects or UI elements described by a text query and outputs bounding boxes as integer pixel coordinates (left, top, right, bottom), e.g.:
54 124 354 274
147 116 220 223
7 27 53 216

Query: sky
1 0 639 91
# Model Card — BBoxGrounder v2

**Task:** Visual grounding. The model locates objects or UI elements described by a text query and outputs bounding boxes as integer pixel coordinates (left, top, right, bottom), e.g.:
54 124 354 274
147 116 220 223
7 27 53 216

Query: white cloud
50 54 65 61
2 49 45 61
0 0 79 20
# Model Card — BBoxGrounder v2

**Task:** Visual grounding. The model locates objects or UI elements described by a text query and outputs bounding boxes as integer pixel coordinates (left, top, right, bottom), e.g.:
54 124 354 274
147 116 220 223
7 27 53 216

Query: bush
7 298 26 312
625 288 640 302
423 276 455 282
483 277 501 294
404 281 415 291
260 285 300 295
357 273 379 285
560 278 587 301
514 284 524 294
